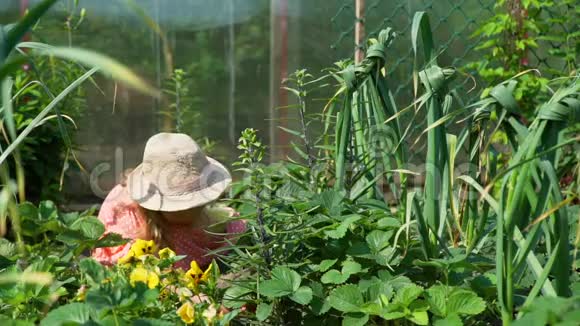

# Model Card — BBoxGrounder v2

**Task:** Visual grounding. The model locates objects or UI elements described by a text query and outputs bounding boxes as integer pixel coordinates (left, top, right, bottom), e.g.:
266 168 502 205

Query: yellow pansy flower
130 267 160 289
118 239 157 265
185 261 213 288
201 262 213 282
187 260 203 277
177 301 195 324
131 239 157 257
158 247 176 259
118 249 135 265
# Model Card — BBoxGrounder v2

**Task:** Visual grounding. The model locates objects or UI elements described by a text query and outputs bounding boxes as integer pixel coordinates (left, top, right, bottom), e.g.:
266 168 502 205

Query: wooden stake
355 0 365 63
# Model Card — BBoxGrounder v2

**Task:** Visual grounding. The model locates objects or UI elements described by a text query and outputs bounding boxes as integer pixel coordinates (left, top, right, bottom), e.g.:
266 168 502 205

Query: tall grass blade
17 42 160 97
0 67 98 165
0 0 58 62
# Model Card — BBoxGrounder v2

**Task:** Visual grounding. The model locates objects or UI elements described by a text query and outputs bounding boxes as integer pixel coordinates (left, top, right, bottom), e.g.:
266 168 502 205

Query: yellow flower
118 239 157 265
130 267 160 289
131 239 157 257
159 247 176 259
177 301 195 324
118 249 135 265
201 262 212 282
185 261 213 288
187 260 203 277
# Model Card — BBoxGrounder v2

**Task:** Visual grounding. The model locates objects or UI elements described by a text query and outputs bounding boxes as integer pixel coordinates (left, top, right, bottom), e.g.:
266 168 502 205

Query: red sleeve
92 184 150 265
226 220 247 234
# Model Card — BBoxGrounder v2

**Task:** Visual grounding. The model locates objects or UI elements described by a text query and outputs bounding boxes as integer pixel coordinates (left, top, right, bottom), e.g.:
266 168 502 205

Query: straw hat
127 133 231 212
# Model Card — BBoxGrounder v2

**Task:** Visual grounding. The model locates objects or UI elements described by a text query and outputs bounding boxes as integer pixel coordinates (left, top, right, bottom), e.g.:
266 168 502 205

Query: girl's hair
120 168 166 246
141 207 166 247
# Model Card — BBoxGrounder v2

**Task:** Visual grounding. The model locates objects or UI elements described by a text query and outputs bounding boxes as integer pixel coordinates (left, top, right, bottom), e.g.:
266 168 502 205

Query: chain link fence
329 0 574 104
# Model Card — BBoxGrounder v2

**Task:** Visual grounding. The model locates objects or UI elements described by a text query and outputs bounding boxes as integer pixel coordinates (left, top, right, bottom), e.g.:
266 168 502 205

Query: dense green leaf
256 302 273 321
377 217 401 229
324 215 361 239
70 216 105 240
290 286 313 305
434 314 463 326
513 296 580 326
95 233 128 248
314 190 346 217
79 258 106 285
426 285 486 317
40 302 92 325
38 201 58 220
394 284 423 306
359 276 394 303
310 281 331 315
358 302 383 315
260 266 301 297
318 259 338 272
321 269 347 284
341 261 362 275
408 310 429 325
366 230 393 252
447 290 486 315
380 310 406 320
321 260 362 284
223 285 253 309
426 285 447 317
0 238 16 257
342 312 369 326
328 284 364 313
18 202 39 220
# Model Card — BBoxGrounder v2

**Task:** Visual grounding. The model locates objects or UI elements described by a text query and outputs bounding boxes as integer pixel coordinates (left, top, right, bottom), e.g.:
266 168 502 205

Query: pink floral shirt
92 184 245 269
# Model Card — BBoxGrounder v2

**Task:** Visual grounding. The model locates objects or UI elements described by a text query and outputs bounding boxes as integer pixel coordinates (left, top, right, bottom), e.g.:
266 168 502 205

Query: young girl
92 133 244 269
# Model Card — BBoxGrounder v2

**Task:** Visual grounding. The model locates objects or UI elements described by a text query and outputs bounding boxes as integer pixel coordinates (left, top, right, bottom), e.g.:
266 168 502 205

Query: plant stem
249 144 271 267
505 236 514 324
296 79 314 171
255 194 271 267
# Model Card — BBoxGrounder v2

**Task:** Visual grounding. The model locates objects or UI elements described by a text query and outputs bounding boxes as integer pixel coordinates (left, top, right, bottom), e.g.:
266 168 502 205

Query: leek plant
407 12 578 325
323 11 578 324
466 82 579 324
325 28 406 203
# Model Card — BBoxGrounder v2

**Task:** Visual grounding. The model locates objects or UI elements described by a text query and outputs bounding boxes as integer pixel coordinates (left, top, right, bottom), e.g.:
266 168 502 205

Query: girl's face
161 206 208 226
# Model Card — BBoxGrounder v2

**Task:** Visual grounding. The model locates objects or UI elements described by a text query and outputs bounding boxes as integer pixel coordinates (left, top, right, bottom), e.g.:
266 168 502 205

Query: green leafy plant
0 0 158 245
465 0 578 114
1 3 578 325
0 200 237 325
161 68 216 154
4 55 88 202
218 11 578 326
512 295 580 326
324 28 406 202
0 200 126 322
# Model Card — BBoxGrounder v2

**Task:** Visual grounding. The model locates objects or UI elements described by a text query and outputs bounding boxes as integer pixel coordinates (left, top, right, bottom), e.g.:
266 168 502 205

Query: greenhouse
0 0 578 325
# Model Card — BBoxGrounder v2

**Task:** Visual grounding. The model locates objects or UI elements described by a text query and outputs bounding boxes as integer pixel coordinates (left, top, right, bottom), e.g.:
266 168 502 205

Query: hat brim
127 157 232 212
